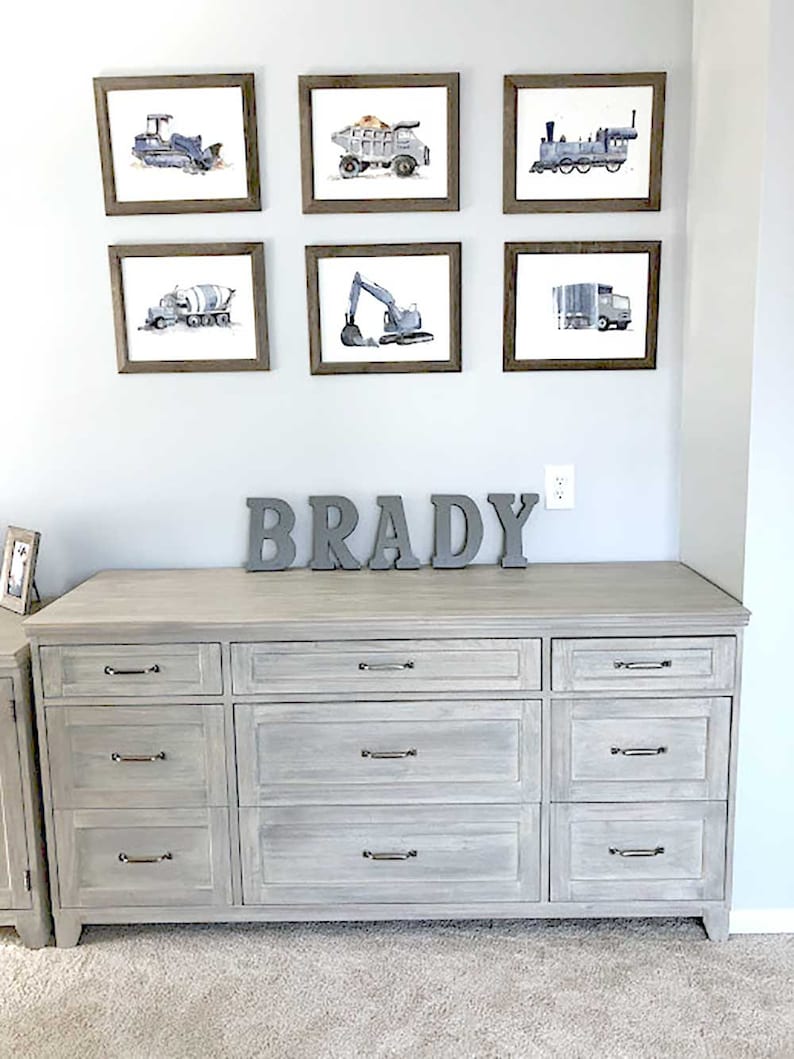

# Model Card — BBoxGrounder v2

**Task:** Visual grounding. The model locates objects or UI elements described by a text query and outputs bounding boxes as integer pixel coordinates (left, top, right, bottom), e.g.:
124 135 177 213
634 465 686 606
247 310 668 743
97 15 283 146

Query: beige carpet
0 918 792 1059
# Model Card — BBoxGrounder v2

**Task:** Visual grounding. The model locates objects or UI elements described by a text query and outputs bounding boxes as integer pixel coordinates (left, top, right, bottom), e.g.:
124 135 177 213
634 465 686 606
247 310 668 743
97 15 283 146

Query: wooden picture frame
109 242 269 374
306 243 461 375
504 240 661 371
94 73 261 215
299 73 459 214
0 528 40 616
503 72 666 213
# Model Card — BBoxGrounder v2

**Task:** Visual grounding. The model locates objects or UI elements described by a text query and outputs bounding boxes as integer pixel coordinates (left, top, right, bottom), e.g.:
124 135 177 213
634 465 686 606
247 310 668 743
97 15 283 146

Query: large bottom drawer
55 808 232 908
551 802 726 902
240 805 540 905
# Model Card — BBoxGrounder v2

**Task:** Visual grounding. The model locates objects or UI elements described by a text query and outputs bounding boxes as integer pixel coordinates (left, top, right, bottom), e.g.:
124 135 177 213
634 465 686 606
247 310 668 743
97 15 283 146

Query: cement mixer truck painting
132 114 224 175
530 110 638 175
140 284 236 331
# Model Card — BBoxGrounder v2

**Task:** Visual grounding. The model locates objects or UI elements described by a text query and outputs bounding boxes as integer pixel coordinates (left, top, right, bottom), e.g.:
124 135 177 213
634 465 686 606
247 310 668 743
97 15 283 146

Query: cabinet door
0 679 31 909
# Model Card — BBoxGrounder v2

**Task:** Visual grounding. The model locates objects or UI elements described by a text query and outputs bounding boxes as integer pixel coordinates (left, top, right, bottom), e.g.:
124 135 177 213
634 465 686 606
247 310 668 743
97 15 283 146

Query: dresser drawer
240 804 540 905
235 701 540 805
551 637 735 693
231 639 540 696
40 644 222 699
551 698 730 802
47 706 228 809
551 802 726 902
54 808 232 908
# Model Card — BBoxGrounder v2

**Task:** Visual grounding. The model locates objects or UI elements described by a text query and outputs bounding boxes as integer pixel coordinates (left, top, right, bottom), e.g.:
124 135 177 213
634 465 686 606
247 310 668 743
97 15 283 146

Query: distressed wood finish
41 643 222 698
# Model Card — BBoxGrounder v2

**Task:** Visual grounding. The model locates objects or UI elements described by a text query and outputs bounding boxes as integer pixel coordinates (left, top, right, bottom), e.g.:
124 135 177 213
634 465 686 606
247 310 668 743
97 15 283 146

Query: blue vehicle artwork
140 284 235 331
331 115 430 179
531 111 638 175
553 283 631 331
132 114 223 174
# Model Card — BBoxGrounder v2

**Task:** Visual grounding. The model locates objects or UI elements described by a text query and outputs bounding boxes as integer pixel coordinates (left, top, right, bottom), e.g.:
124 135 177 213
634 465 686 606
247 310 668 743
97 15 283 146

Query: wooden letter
246 498 297 571
431 495 484 569
487 493 539 568
309 496 361 571
368 496 421 570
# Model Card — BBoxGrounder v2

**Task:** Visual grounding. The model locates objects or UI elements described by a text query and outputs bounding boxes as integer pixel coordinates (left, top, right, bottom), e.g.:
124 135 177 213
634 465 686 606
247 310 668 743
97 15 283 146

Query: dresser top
0 608 30 663
24 562 749 638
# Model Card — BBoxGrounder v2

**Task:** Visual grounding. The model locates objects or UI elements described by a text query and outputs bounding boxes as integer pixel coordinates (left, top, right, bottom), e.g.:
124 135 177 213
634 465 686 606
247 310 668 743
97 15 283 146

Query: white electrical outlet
544 464 575 509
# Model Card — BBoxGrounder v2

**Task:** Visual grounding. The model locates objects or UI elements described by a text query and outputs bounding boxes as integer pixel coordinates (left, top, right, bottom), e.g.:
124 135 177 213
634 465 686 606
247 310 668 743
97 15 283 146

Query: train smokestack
631 109 636 128
546 120 555 142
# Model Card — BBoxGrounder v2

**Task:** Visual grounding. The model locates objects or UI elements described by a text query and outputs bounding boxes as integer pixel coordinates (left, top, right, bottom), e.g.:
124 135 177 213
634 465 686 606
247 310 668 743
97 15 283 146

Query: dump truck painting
132 114 223 174
552 283 631 331
530 111 638 174
142 285 236 330
331 118 430 179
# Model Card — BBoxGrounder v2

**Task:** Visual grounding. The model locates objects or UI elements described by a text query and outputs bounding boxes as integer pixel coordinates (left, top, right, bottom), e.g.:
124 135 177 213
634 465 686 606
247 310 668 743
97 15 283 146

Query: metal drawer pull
362 850 417 861
361 748 417 760
118 851 173 864
613 660 672 670
111 751 167 763
610 746 667 757
358 661 415 672
609 846 665 858
104 664 161 676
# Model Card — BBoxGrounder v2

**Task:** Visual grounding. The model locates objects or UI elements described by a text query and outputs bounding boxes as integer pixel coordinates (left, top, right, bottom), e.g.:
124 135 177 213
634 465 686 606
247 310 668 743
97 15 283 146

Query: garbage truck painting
530 111 638 175
331 115 430 179
132 114 223 174
141 284 236 331
552 283 631 332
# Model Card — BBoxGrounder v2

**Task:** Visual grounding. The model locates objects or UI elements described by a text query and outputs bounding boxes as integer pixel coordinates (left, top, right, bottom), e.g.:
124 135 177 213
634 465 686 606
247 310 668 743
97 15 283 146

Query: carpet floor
0 917 791 1059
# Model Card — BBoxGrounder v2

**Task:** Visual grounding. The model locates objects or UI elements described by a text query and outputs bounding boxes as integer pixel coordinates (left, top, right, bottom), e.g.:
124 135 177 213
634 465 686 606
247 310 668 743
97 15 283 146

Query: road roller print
331 115 430 180
140 284 236 331
530 111 638 175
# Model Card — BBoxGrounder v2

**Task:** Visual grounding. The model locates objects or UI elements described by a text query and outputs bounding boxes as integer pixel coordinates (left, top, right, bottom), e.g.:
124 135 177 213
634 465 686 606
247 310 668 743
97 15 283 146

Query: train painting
530 111 638 175
552 283 631 332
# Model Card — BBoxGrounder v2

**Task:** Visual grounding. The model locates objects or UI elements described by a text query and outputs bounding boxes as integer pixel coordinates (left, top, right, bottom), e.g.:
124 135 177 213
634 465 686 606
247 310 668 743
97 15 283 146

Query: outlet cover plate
545 464 575 509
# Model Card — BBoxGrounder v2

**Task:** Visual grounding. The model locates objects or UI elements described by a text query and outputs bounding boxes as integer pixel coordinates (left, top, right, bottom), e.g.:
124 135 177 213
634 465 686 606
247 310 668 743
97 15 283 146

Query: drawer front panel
551 803 726 902
552 637 736 693
40 644 222 699
551 698 730 801
48 706 228 809
55 808 232 908
235 701 541 804
241 805 540 904
231 639 540 695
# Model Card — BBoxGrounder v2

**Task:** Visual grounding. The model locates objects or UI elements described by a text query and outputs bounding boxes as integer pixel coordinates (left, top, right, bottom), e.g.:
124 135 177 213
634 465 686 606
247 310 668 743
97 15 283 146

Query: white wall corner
730 908 794 935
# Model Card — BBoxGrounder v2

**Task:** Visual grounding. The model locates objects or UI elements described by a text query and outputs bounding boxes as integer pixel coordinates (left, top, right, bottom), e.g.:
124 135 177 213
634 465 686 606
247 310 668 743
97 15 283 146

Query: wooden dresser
0 610 51 947
24 563 749 946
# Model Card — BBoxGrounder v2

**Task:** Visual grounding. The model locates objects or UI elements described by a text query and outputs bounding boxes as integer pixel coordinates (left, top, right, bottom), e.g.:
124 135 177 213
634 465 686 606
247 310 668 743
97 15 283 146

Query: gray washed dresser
24 563 748 946
0 610 51 947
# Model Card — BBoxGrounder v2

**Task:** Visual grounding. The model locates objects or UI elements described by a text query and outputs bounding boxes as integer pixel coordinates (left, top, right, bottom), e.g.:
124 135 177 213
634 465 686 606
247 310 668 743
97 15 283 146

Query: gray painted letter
309 496 361 571
246 498 297 571
368 496 421 570
487 493 540 568
431 494 484 569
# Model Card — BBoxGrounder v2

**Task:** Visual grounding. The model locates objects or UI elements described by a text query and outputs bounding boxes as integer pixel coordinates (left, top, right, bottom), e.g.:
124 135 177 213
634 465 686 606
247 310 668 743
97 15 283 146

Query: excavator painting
340 272 434 347
132 114 224 174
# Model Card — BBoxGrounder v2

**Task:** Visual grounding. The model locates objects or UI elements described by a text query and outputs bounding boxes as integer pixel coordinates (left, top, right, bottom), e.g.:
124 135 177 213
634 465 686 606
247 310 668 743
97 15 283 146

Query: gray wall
2 0 692 595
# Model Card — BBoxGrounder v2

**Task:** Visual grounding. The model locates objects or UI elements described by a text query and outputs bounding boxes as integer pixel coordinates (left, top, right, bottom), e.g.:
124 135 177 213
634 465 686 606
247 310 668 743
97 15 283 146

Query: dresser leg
54 911 83 948
702 907 730 942
15 909 52 949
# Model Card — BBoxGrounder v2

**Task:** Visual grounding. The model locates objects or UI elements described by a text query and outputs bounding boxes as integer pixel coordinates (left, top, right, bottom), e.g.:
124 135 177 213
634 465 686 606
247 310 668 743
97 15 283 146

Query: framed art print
504 241 661 371
0 527 40 616
109 242 269 373
94 74 261 215
299 74 459 213
306 243 461 374
503 73 666 213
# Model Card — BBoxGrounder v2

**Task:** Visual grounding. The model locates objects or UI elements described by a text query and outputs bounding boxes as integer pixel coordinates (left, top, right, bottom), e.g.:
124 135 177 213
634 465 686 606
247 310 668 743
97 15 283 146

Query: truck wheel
153 318 166 330
186 314 201 328
393 155 416 178
201 315 215 327
339 155 361 179
616 322 629 330
558 158 575 174
576 159 592 173
216 313 230 327
606 161 623 173
597 316 610 331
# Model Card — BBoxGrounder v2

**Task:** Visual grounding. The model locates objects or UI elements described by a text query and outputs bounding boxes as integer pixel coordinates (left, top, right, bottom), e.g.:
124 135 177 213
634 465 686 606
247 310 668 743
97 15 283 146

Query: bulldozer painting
132 114 224 174
530 111 638 175
140 284 236 331
331 115 430 180
340 272 433 347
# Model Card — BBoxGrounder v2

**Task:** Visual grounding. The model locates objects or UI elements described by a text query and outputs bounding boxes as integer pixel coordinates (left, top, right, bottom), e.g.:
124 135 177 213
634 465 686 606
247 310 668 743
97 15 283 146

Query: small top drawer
551 637 736 693
40 644 222 699
231 639 540 696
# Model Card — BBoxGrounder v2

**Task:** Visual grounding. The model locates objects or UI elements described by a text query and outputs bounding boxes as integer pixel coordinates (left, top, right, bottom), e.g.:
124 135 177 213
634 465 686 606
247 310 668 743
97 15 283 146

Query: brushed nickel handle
609 846 665 858
613 660 672 670
118 851 173 864
362 850 417 861
358 661 415 672
361 748 417 759
610 746 668 757
104 664 161 676
111 751 167 763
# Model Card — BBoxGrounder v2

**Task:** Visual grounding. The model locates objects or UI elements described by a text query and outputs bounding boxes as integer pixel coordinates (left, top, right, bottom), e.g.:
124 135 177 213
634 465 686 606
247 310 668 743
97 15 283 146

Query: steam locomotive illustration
553 283 631 331
530 110 638 174
141 284 236 330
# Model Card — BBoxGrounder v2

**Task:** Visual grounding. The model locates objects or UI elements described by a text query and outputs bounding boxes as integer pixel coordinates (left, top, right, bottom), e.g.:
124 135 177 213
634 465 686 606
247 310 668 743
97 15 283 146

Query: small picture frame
299 73 459 213
94 73 261 215
108 242 269 374
306 243 461 375
504 240 661 371
503 72 666 213
1 527 40 616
